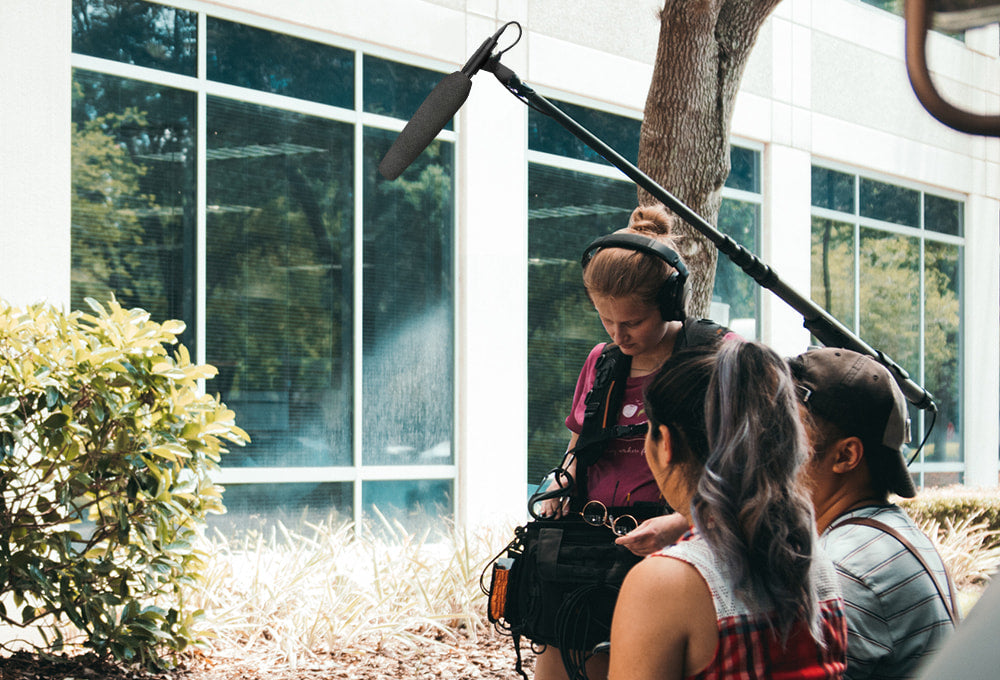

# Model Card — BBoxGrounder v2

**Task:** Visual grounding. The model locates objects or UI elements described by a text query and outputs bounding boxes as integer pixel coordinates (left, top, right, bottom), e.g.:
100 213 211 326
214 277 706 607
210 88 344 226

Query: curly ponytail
644 341 821 641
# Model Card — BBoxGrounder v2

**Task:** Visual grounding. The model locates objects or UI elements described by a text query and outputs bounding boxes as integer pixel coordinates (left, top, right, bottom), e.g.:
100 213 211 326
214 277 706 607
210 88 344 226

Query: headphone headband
581 233 689 278
580 232 689 322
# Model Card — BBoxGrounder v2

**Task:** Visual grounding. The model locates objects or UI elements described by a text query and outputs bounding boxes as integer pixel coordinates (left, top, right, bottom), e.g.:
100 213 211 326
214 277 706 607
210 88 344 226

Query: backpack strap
832 516 959 624
568 344 633 504
676 318 731 350
573 344 632 465
568 321 732 504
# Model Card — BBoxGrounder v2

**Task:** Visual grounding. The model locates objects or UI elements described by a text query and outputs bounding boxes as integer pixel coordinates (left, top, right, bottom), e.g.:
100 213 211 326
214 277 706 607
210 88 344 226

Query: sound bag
484 514 641 679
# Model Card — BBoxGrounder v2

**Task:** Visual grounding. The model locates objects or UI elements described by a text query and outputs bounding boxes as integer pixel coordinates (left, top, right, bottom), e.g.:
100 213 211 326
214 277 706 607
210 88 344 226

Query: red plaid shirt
655 532 847 680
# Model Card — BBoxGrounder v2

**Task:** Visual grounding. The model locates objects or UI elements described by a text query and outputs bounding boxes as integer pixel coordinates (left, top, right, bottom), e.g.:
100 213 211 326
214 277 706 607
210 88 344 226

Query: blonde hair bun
627 204 674 237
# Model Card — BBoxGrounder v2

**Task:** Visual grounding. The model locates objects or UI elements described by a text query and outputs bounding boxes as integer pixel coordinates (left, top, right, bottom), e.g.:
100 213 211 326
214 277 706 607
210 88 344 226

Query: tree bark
639 0 783 317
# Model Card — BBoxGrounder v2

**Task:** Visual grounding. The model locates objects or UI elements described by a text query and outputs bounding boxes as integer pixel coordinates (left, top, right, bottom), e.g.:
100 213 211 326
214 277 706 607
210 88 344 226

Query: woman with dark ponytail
609 342 846 680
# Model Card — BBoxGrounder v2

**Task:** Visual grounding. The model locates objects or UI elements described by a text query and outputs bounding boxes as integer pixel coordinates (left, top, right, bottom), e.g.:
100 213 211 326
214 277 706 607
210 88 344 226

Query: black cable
907 406 938 467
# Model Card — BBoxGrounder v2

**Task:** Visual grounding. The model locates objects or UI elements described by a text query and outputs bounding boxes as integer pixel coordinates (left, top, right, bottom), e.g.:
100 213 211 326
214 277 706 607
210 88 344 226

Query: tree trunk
639 0 783 317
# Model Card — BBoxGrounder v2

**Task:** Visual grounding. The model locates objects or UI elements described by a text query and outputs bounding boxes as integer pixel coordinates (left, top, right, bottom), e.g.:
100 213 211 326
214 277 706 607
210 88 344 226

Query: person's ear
648 423 674 467
830 436 865 474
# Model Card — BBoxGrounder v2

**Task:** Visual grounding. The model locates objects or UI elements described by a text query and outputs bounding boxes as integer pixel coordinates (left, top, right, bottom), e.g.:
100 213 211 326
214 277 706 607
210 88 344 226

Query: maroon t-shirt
565 343 663 507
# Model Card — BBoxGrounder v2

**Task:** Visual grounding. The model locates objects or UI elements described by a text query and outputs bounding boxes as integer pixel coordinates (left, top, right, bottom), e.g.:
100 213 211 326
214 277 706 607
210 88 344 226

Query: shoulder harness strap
569 322 731 501
832 516 959 624
676 318 731 350
572 344 634 467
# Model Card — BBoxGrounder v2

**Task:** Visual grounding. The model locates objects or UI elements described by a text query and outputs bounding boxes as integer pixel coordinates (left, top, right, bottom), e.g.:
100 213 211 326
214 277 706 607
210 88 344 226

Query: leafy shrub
899 486 1000 535
0 298 248 667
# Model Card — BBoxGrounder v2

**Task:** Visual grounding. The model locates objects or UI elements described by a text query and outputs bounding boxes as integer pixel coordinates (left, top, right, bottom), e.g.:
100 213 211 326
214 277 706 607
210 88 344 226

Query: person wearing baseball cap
788 347 957 680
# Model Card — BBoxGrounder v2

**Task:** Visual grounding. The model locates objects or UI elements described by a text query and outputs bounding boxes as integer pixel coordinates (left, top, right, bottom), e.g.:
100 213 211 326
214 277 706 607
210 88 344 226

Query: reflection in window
860 0 905 13
810 218 856 331
361 128 455 467
527 164 636 482
858 229 921 377
861 178 920 227
810 166 965 475
72 0 197 76
923 242 962 462
207 17 354 108
208 482 353 532
925 194 964 236
812 166 855 213
715 199 760 333
362 479 453 533
205 97 354 469
71 6 459 529
529 100 640 165
726 146 760 192
71 69 197 350
857 0 966 39
363 56 452 130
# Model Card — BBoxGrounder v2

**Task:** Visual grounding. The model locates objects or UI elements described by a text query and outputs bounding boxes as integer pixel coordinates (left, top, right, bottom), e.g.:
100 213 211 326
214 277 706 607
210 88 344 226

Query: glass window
529 99 640 165
726 145 760 192
72 6 457 529
923 241 962 463
858 229 921 378
208 481 352 532
925 194 963 236
860 0 903 13
363 56 453 130
810 218 856 331
361 128 455 467
857 0 964 35
527 164 636 482
812 166 855 213
362 479 453 532
860 177 920 227
71 69 197 351
714 199 761 332
205 97 354 469
810 166 965 481
207 17 354 108
72 0 197 76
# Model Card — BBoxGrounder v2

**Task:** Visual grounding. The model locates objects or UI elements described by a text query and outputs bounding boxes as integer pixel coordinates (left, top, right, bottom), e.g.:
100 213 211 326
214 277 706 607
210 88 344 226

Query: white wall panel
0 0 72 308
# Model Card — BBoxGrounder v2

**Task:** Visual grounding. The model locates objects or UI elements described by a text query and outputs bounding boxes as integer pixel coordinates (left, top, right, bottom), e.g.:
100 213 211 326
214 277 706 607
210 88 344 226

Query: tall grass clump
918 510 1000 592
899 487 1000 614
186 510 511 667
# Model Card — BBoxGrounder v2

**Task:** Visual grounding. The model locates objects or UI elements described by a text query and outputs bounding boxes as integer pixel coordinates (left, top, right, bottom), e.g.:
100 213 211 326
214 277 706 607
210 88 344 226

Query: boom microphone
378 22 521 180
378 72 472 180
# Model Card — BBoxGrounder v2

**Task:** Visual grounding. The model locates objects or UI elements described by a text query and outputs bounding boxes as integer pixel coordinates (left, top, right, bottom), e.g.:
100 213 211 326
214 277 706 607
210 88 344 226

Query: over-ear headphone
580 232 689 322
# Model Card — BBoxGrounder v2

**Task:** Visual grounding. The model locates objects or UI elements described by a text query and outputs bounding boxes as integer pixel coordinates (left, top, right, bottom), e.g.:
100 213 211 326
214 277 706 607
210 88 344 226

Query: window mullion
352 49 365 529
195 10 207 372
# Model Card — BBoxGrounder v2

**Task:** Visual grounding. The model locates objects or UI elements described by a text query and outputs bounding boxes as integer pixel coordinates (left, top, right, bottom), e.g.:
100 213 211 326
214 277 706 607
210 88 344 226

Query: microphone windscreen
378 71 472 180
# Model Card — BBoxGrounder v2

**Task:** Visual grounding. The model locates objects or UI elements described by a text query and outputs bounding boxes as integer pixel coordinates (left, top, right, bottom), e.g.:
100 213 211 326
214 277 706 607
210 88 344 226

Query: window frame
810 159 966 486
70 0 460 528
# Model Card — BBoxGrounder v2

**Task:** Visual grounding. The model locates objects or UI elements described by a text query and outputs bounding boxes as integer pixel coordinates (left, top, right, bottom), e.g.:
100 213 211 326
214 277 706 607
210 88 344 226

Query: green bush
0 298 248 667
899 486 1000 535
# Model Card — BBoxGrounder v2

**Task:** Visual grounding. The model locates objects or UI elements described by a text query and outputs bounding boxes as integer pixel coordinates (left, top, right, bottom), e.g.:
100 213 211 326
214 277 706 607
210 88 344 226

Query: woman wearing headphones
534 205 733 680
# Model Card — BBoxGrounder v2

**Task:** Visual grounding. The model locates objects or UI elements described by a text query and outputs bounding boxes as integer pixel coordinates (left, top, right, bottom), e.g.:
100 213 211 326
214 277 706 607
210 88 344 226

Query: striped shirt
655 531 847 680
821 505 955 680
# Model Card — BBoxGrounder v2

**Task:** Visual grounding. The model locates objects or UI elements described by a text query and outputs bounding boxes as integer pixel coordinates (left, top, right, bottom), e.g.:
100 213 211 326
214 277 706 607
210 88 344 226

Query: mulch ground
0 629 535 680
